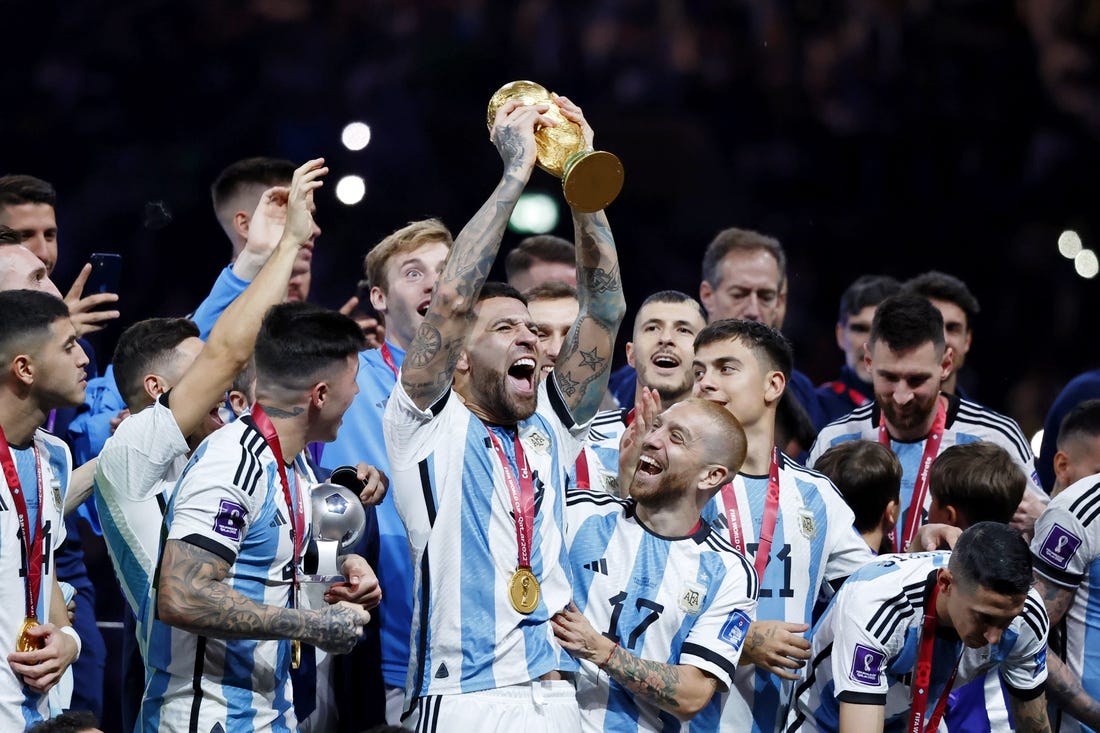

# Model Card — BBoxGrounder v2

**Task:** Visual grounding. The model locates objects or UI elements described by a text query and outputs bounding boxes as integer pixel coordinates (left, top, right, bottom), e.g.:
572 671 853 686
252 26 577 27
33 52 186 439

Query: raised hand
64 263 120 337
553 93 595 150
618 387 662 496
490 100 555 175
281 157 327 247
242 185 292 260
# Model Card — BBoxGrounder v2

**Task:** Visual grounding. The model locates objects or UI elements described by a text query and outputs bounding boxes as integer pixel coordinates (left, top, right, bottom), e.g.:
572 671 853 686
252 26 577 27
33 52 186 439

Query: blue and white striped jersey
701 454 873 733
94 398 189 656
383 377 589 700
1030 472 1100 733
564 490 759 732
0 430 69 731
809 396 1047 545
568 407 631 494
785 552 1049 733
142 416 315 733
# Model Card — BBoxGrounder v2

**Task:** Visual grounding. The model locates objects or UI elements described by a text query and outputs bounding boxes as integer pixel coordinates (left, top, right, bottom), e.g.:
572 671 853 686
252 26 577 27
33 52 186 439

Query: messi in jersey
383 95 625 731
785 523 1051 733
691 319 874 733
810 295 1047 543
557 399 758 732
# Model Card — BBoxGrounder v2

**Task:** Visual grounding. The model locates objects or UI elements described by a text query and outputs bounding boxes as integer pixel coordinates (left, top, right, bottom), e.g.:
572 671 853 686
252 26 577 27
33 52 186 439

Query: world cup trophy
487 80 624 213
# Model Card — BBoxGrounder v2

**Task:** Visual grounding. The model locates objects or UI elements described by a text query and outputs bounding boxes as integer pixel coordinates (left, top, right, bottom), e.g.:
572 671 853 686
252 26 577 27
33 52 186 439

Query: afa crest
797 508 816 539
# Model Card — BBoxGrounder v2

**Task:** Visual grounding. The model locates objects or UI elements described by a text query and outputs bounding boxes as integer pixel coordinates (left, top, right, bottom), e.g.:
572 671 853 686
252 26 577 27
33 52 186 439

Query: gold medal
508 567 540 614
17 617 42 653
291 639 301 669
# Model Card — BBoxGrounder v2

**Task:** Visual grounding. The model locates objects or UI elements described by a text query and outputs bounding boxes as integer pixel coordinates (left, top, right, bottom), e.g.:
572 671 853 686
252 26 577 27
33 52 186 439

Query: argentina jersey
0 430 70 731
1031 473 1100 733
809 396 1047 546
564 490 758 733
143 417 313 733
701 454 873 733
785 553 1049 733
569 407 632 494
94 397 190 655
384 377 589 701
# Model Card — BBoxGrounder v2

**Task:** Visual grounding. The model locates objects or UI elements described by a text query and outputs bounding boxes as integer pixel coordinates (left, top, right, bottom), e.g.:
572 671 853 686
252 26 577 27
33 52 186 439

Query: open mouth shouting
416 300 431 317
507 356 538 396
650 351 682 373
637 453 663 476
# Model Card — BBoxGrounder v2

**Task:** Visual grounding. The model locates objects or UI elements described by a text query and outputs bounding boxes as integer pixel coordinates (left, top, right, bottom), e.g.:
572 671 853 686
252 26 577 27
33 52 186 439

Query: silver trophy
299 469 366 607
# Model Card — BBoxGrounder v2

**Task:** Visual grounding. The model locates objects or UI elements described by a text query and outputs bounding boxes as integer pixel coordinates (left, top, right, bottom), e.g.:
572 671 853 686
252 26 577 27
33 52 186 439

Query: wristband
59 626 82 660
600 641 618 667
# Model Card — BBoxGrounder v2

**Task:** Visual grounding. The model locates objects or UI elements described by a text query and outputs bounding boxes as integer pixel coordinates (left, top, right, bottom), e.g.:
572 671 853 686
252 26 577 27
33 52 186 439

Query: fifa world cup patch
718 609 752 650
213 499 247 541
849 644 886 686
1039 524 1082 570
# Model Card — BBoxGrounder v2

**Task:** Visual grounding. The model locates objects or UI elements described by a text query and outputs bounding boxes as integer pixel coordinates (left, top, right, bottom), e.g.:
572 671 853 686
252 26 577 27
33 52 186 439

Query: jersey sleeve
98 398 189 502
539 376 592 467
190 265 249 340
382 378 463 467
1030 497 1094 589
165 436 266 565
830 585 897 705
679 557 758 692
999 589 1049 699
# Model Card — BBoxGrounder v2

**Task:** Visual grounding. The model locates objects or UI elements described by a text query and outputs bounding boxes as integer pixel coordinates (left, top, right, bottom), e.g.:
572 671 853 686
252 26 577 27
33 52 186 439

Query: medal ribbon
908 575 962 733
879 398 947 552
380 342 400 379
721 446 781 580
251 405 305 603
0 426 45 619
487 428 535 571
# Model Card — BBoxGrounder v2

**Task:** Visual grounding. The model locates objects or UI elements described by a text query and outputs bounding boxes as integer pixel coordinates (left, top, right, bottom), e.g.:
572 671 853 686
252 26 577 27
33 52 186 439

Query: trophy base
562 150 624 213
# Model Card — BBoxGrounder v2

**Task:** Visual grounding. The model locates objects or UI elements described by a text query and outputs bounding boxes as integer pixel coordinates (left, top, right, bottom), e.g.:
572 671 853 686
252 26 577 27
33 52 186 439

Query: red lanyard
909 575 962 733
0 426 46 619
879 398 947 552
380 342 399 379
251 405 305 598
487 428 536 570
721 446 781 580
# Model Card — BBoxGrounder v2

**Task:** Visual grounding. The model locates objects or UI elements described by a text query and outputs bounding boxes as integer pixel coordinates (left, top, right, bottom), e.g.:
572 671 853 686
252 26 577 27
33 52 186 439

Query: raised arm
157 538 369 654
167 159 327 436
400 102 548 409
550 96 627 424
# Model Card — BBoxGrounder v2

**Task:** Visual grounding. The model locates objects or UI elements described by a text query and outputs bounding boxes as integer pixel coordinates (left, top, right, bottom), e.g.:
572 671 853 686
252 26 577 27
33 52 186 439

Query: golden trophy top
487 80 588 178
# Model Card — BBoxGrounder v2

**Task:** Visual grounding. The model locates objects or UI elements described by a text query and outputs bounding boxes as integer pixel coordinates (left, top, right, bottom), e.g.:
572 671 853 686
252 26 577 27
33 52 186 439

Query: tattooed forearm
1045 654 1100 727
157 540 364 654
1034 576 1075 626
603 643 682 712
1010 692 1053 733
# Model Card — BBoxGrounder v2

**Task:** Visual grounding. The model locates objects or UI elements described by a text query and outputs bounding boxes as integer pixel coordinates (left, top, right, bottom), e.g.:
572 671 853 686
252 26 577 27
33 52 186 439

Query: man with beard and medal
0 289 86 729
383 93 624 730
810 294 1047 542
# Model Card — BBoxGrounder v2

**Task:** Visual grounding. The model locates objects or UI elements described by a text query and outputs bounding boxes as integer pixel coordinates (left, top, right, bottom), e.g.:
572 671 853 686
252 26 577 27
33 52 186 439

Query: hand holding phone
64 254 121 337
83 253 122 297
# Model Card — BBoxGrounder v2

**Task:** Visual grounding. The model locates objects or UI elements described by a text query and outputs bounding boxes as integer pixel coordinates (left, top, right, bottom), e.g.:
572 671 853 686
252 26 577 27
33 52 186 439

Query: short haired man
691 319 873 732
504 234 577 293
526 280 580 381
0 290 86 729
147 302 377 732
0 239 64 298
810 294 1047 546
902 270 980 397
573 290 706 494
321 216 453 724
814 440 901 555
816 275 901 425
1049 399 1100 497
553 399 759 731
927 443 1026 529
94 161 333 730
0 174 61 274
785 522 1051 733
383 94 625 729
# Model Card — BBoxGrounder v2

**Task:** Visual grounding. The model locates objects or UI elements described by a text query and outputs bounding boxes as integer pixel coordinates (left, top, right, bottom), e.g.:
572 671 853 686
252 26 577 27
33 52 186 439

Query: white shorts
411 679 579 733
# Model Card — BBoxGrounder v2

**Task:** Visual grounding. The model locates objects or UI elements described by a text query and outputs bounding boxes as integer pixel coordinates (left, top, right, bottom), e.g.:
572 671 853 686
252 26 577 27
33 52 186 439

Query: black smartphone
84 253 122 296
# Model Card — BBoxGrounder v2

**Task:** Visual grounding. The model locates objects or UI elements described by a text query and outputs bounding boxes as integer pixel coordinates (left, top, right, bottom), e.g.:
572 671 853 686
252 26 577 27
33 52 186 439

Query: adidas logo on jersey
583 558 608 575
270 509 287 528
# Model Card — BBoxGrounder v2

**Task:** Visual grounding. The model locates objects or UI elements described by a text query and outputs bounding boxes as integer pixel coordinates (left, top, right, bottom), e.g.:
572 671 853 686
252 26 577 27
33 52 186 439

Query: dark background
6 0 1100 436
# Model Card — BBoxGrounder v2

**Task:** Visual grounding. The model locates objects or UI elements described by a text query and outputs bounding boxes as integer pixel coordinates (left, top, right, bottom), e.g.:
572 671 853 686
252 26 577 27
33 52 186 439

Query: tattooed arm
1033 576 1100 725
400 101 550 409
552 604 718 720
157 539 371 654
1009 691 1053 733
551 96 627 424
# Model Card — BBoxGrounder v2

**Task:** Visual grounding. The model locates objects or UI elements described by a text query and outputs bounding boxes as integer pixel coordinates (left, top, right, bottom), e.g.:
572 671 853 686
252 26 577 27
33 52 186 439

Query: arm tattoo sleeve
1010 692 1053 733
603 643 683 712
